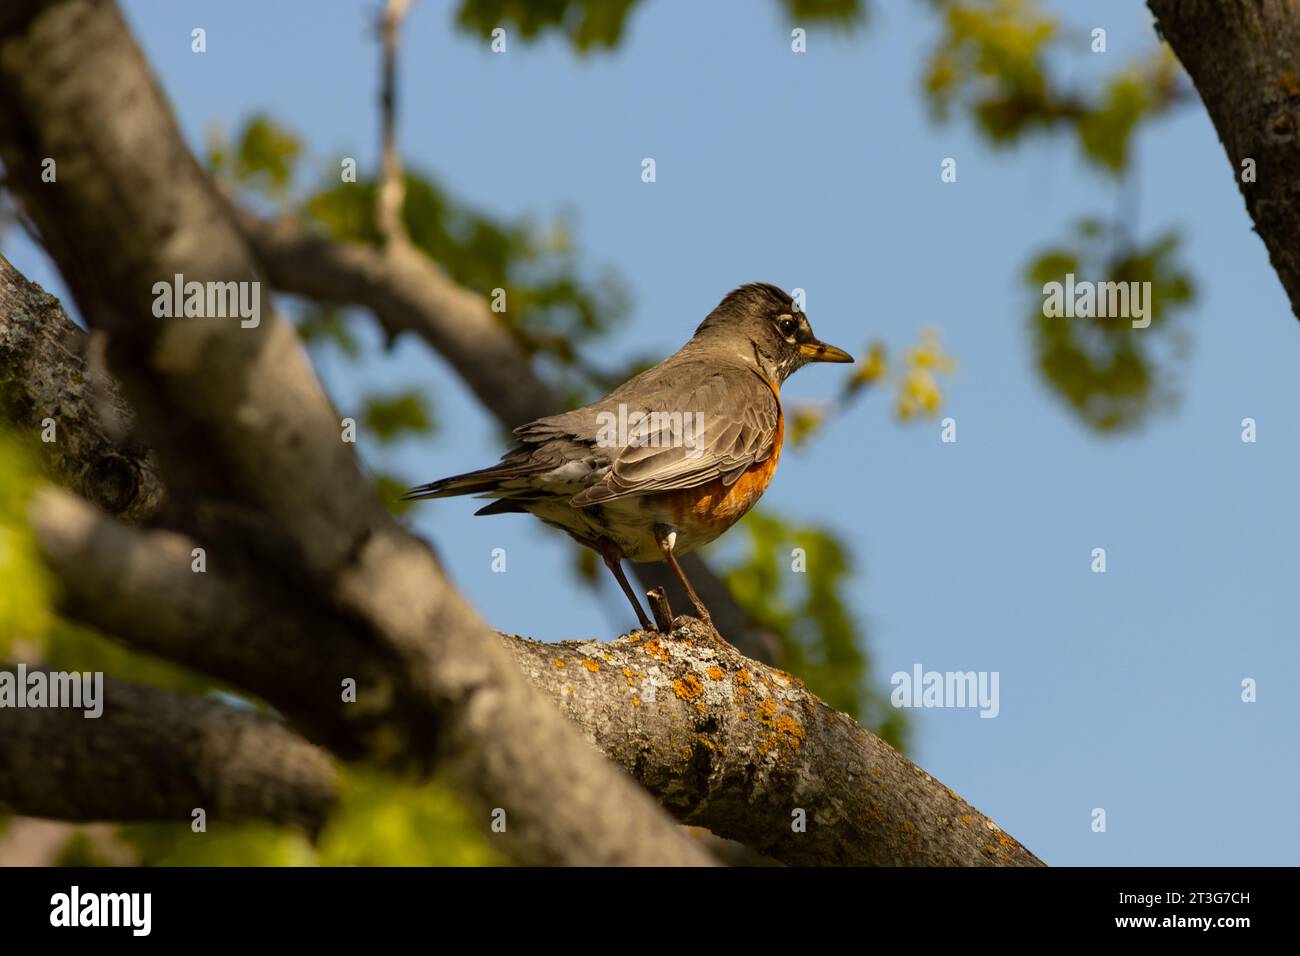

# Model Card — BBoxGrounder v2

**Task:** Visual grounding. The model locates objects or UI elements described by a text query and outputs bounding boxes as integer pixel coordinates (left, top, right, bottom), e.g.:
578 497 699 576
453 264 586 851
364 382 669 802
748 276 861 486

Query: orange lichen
552 659 566 668
643 639 670 661
581 659 600 673
706 666 724 681
735 669 751 685
774 714 805 742
1279 72 1300 97
758 698 778 719
961 814 972 826
673 674 704 701
632 696 640 706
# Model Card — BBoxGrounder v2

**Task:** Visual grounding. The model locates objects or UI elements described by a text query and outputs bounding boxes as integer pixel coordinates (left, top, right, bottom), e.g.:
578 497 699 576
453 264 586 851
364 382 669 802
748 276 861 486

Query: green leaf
361 390 435 443
234 115 301 195
1026 219 1196 432
376 473 418 518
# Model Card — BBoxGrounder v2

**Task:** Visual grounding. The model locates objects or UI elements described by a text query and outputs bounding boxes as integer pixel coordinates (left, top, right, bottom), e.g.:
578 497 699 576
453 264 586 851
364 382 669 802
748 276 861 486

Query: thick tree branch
0 669 337 833
0 0 712 867
511 631 1041 867
1148 0 1300 319
26 487 1042 867
0 253 163 520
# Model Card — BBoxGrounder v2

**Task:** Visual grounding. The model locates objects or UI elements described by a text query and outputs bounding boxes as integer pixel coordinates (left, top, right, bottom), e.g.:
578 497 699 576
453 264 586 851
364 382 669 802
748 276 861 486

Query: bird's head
691 282 853 384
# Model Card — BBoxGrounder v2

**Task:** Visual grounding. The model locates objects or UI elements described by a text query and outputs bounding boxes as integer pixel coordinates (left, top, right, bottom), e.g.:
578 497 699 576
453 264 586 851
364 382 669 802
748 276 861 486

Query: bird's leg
652 524 713 628
598 541 653 631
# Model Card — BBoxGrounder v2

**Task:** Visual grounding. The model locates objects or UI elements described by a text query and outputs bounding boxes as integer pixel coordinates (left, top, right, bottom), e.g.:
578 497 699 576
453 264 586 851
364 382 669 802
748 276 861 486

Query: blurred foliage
296 305 362 359
208 114 302 198
0 434 54 658
375 473 418 518
895 328 958 421
788 330 954 449
924 0 1196 432
361 389 436 444
1026 219 1194 432
924 0 1182 173
721 510 907 750
454 0 866 52
456 0 641 50
59 769 499 867
314 769 501 866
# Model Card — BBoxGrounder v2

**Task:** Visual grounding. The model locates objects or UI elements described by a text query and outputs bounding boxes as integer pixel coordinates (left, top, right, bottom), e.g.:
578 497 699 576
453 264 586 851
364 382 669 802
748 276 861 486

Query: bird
403 282 853 635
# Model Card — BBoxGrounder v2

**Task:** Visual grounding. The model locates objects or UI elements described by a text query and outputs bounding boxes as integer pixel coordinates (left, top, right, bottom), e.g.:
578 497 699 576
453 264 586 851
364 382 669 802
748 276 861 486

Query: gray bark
0 256 163 520
1148 0 1300 319
0 670 337 833
23 486 1042 867
0 0 712 867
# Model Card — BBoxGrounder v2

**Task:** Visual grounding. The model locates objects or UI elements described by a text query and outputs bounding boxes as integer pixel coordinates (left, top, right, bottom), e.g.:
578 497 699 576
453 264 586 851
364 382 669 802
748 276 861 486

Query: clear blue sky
6 0 1297 866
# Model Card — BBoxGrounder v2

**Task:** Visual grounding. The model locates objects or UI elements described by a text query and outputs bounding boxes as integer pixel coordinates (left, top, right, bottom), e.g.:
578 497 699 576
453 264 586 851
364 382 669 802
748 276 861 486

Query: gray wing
567 366 779 507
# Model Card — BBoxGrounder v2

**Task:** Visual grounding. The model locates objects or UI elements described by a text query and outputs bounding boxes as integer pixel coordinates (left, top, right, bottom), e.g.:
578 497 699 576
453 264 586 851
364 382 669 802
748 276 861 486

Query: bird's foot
669 613 739 653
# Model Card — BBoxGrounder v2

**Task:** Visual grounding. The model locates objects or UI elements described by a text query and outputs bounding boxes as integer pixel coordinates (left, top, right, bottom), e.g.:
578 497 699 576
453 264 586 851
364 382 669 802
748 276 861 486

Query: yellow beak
800 340 855 364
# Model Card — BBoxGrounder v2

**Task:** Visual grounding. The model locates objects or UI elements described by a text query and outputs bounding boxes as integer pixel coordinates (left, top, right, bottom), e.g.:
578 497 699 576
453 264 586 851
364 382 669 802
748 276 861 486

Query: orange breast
666 382 783 539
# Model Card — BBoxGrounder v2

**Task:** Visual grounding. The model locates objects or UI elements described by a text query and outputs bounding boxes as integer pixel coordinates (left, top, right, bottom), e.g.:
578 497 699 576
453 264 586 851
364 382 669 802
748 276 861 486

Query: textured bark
22 488 1042 867
1148 0 1300 318
0 0 712 867
0 254 163 520
504 629 1042 867
0 669 337 833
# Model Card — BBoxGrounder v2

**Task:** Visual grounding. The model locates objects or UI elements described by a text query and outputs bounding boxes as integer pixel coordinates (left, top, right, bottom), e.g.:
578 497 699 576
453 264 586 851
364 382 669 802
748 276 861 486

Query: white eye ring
776 314 798 339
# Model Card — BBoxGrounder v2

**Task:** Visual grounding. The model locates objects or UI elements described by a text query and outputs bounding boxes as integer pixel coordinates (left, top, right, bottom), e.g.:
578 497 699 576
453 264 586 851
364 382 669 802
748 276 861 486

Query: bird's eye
778 316 797 337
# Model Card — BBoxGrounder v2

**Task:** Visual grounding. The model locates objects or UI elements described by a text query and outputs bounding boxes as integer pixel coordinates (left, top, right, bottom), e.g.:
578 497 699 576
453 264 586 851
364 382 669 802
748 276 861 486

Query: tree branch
1147 0 1300 319
376 0 412 247
0 668 338 833
508 630 1041 866
0 253 163 520
0 0 712 867
26 487 1042 867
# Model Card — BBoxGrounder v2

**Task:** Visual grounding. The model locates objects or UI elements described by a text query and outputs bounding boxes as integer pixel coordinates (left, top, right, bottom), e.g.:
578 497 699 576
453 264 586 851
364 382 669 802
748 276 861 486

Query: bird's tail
401 467 509 502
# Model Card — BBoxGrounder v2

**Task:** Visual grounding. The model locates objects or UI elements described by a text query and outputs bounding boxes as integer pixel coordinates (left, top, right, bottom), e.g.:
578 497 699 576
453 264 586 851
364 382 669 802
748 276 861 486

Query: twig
376 0 412 246
647 586 675 632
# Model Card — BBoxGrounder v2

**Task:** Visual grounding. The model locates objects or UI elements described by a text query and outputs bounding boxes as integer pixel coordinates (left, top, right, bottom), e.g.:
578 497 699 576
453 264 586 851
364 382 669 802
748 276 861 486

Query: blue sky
6 0 1297 866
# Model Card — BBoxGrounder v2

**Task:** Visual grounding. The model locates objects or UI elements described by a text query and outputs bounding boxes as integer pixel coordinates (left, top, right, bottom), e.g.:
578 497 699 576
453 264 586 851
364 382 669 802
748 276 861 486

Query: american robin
403 283 853 633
